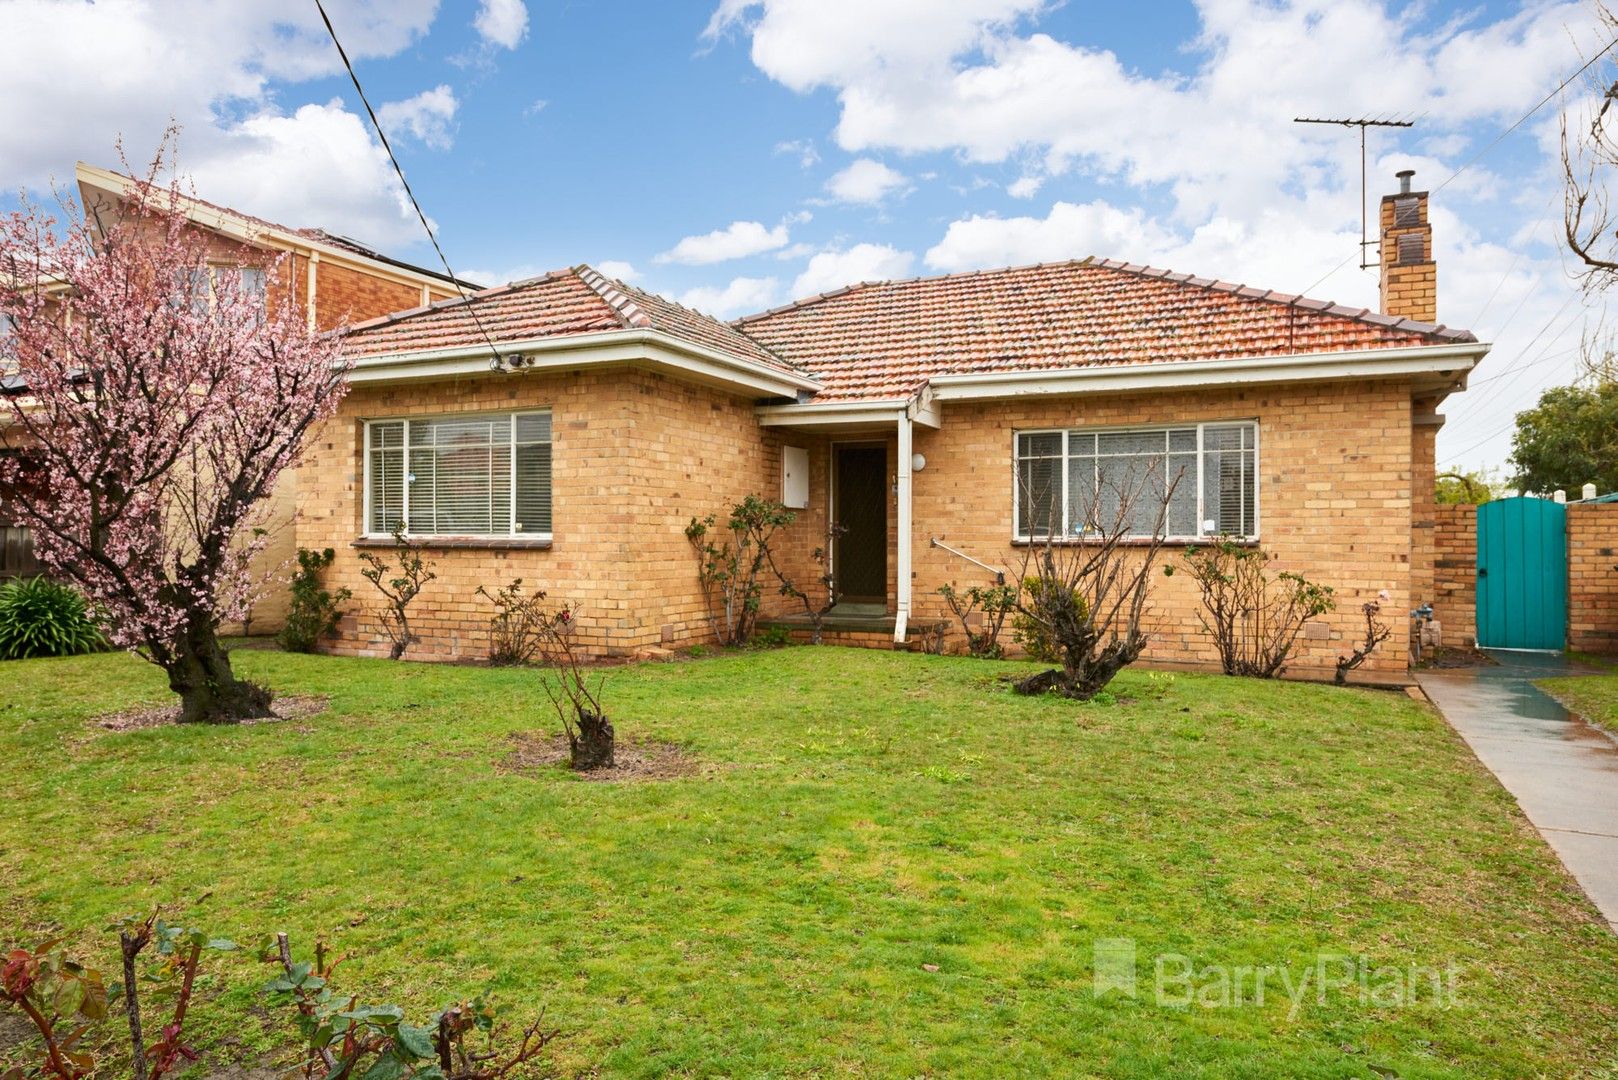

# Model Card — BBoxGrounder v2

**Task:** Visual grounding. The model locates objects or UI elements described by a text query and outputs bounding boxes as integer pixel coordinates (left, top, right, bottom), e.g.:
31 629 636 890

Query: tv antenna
1294 116 1415 269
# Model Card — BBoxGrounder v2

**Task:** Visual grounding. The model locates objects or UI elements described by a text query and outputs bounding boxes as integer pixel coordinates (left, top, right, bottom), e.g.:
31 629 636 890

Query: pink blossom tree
0 142 348 723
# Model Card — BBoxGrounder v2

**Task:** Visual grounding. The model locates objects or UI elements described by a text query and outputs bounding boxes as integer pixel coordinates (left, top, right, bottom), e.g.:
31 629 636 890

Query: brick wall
1432 502 1477 645
1568 502 1618 654
905 379 1418 676
296 368 825 660
314 262 425 331
1379 188 1437 324
291 370 1425 674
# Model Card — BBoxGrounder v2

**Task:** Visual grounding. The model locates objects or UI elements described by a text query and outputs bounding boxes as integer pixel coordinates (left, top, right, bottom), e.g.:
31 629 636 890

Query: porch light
911 453 927 472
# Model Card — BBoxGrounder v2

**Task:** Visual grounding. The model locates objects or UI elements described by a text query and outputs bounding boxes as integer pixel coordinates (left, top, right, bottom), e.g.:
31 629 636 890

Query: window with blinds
1014 422 1257 541
366 411 552 538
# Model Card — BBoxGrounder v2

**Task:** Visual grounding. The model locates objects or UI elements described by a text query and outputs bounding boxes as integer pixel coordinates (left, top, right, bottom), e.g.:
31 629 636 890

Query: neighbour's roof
342 265 797 373
75 164 477 290
734 258 1477 401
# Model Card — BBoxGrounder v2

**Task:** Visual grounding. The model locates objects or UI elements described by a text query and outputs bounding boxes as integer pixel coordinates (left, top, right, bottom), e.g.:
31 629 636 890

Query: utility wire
313 0 505 361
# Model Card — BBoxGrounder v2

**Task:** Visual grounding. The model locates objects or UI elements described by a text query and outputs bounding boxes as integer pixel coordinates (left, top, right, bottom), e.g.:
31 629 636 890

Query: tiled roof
342 265 798 374
735 258 1477 402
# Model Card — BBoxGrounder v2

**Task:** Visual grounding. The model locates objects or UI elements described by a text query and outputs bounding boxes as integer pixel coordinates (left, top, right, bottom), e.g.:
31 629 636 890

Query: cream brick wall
1566 503 1618 655
1432 502 1477 646
292 370 1423 675
904 379 1418 676
296 367 826 660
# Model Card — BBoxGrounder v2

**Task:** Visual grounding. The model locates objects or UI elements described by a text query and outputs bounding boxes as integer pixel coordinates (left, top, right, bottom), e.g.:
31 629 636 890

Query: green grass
1539 671 1618 734
3 647 1617 1078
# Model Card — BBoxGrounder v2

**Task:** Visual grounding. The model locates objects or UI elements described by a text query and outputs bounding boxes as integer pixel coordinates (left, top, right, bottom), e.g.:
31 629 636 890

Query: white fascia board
344 328 821 398
926 343 1489 401
757 399 909 427
74 163 459 295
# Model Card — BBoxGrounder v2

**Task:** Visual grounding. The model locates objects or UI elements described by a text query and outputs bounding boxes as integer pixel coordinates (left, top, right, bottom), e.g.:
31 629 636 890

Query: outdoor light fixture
911 453 927 472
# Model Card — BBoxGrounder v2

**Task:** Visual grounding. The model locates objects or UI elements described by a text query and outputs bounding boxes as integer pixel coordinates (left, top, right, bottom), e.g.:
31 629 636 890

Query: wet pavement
1416 651 1618 932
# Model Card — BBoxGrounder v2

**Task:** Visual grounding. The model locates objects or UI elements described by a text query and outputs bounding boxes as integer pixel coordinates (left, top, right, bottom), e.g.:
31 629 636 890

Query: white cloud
0 0 441 248
824 158 910 204
793 243 914 295
656 220 792 265
473 0 529 49
924 200 1177 271
597 260 639 282
774 138 820 168
186 102 430 246
376 85 459 151
679 275 781 317
1006 175 1042 199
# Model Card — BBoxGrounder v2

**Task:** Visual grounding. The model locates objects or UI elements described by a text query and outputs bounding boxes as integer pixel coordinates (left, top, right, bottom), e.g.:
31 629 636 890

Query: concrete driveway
1416 651 1618 933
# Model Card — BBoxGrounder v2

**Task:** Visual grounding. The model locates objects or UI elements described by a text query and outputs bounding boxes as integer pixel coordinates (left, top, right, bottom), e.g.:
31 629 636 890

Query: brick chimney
1379 169 1436 323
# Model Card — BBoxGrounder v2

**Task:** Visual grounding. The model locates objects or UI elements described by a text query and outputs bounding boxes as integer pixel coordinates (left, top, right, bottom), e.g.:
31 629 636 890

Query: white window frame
1010 420 1260 543
362 409 552 540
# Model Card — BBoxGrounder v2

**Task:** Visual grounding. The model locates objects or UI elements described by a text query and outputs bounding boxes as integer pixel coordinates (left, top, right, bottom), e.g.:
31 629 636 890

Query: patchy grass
1539 671 1618 734
3 647 1617 1079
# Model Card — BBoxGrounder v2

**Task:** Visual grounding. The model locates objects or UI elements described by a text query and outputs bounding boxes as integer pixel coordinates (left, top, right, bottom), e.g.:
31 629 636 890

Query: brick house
0 164 479 620
298 171 1487 678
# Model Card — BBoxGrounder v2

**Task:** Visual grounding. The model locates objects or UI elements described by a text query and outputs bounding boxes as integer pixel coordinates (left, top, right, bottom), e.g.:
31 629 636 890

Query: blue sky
0 0 1606 477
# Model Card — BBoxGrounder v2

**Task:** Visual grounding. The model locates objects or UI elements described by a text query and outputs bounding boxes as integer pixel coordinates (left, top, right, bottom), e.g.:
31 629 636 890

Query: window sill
1010 536 1260 549
352 535 553 551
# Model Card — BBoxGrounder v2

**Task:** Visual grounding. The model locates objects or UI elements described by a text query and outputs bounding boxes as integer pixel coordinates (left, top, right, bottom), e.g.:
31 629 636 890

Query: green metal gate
1476 497 1567 651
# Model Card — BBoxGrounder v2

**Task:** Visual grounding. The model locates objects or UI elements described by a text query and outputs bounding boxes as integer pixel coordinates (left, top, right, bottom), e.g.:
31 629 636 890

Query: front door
834 445 888 605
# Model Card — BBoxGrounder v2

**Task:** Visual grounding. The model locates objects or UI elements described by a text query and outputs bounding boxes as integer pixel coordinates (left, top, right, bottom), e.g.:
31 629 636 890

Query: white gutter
344 328 822 398
758 394 941 429
894 412 913 644
927 342 1487 400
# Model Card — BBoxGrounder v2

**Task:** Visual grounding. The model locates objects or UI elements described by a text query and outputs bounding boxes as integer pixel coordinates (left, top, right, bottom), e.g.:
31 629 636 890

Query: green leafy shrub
1175 539 1335 678
1011 576 1085 663
0 576 106 659
938 580 1018 658
278 548 351 653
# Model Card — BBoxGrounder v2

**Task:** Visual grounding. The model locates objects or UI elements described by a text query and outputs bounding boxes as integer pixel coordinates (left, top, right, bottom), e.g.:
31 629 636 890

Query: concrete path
1417 652 1618 932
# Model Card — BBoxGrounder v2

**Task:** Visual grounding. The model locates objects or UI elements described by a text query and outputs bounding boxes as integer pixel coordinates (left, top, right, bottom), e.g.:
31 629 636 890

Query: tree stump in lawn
570 711 615 770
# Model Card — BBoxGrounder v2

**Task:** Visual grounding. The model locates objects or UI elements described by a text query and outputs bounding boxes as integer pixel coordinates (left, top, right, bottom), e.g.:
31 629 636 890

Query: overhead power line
313 0 505 362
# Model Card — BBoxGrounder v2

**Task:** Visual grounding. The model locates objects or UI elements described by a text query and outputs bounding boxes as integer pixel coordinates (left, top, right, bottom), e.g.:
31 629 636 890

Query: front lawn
3 648 1616 1078
1539 671 1618 734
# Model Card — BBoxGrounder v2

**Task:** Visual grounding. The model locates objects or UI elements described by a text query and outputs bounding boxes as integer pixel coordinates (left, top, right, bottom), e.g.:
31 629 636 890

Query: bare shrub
1010 466 1176 699
477 579 547 665
1173 540 1335 678
1335 600 1392 685
357 525 436 660
531 602 613 770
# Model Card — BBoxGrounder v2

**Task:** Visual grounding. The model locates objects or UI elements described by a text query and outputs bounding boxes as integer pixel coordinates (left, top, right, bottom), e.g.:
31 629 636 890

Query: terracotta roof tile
342 265 799 375
734 258 1477 402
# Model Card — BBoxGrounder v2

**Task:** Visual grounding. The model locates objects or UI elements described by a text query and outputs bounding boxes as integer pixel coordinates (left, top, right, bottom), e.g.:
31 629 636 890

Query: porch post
894 414 912 643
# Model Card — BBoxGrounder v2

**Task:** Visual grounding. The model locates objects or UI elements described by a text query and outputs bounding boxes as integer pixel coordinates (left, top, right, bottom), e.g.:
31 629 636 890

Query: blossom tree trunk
0 135 348 723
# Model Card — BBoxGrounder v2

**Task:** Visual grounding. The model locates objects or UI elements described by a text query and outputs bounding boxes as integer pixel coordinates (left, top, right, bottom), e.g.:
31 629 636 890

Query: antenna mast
1294 116 1415 269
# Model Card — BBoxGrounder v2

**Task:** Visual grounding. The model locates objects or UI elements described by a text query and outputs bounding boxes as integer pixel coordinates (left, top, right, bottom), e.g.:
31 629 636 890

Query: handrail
929 538 1006 584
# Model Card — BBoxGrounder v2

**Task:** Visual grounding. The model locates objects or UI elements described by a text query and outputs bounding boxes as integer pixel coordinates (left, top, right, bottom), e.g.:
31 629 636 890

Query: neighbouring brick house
296 171 1488 679
0 165 478 619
